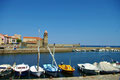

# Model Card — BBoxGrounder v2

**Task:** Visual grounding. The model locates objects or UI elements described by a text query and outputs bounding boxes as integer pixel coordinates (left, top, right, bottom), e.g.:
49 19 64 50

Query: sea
0 51 120 79
80 45 120 48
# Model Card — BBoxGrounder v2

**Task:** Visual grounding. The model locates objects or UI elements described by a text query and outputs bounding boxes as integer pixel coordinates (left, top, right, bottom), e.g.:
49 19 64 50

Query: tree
17 39 22 43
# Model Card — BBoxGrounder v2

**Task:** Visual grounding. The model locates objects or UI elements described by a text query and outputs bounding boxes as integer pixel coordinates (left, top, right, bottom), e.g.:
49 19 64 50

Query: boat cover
98 61 119 71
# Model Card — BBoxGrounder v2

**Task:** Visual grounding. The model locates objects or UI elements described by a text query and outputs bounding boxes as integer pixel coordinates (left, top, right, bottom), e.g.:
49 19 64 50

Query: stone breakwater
0 48 73 54
0 47 120 54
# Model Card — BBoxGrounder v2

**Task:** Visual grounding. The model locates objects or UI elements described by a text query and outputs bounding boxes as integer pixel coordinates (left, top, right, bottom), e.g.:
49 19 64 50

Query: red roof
23 37 42 40
26 41 37 44
0 34 18 39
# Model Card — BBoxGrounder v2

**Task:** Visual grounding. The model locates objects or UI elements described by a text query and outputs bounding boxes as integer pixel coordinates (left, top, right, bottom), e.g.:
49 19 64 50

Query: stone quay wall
0 47 73 54
0 47 120 54
48 44 80 48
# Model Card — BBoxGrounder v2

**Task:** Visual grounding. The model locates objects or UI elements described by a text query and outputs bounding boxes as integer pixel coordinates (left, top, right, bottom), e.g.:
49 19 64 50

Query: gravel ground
12 74 120 80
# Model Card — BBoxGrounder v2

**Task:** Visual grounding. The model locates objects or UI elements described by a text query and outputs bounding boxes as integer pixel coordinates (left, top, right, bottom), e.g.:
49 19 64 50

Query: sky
0 0 120 45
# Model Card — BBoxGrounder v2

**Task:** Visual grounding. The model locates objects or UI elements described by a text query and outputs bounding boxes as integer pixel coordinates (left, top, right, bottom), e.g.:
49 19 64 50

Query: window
12 39 15 42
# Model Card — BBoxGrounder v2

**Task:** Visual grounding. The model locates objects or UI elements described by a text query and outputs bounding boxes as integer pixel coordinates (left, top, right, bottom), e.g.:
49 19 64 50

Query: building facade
0 34 4 45
0 34 21 45
23 30 48 47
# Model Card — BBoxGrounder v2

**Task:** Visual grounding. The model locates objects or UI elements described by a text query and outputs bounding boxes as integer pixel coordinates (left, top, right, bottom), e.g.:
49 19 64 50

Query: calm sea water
80 45 120 48
0 52 120 79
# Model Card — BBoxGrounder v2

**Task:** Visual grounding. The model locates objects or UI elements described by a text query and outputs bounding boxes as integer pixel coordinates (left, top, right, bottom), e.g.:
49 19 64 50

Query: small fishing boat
58 64 75 73
95 61 120 74
13 63 29 76
77 63 100 75
30 66 44 77
43 44 58 77
30 29 45 77
43 64 58 77
0 64 12 76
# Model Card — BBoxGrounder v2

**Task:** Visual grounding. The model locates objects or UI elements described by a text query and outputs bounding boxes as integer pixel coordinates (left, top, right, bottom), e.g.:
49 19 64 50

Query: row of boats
0 60 120 77
0 45 75 77
72 49 120 52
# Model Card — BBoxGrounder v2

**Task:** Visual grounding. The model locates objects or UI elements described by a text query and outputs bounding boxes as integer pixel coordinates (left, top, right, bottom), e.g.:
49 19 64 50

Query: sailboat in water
43 44 59 77
30 29 44 77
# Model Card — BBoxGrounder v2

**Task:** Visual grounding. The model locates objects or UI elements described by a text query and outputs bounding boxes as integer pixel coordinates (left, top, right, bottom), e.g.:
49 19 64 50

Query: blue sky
0 0 120 45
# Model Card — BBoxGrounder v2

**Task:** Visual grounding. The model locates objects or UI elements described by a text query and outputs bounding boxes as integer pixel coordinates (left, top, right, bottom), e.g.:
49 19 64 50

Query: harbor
0 31 120 80
1 0 120 79
0 51 120 79
1 30 120 80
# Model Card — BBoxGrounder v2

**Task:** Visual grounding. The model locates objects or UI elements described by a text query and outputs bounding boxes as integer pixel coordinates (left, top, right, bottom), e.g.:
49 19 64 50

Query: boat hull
30 66 45 77
30 71 43 77
78 64 99 75
58 64 75 73
45 70 58 77
43 64 58 77
13 64 30 76
98 61 120 74
0 64 12 77
100 70 120 74
0 69 12 77
79 67 99 75
14 70 29 76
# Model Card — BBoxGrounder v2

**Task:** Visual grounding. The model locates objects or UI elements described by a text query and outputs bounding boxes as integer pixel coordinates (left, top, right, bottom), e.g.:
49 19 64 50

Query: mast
52 43 55 65
47 44 58 68
37 29 40 71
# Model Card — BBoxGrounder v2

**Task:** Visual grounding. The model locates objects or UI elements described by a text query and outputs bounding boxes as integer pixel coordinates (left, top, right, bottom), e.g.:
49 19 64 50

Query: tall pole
52 43 55 65
37 29 40 71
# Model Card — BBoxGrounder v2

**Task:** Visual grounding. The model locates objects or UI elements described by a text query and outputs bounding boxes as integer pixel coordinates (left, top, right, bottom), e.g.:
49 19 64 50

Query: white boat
43 44 59 77
30 29 45 77
30 66 44 77
112 63 120 69
111 60 120 69
13 63 29 76
95 61 120 74
77 63 100 75
0 64 12 76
